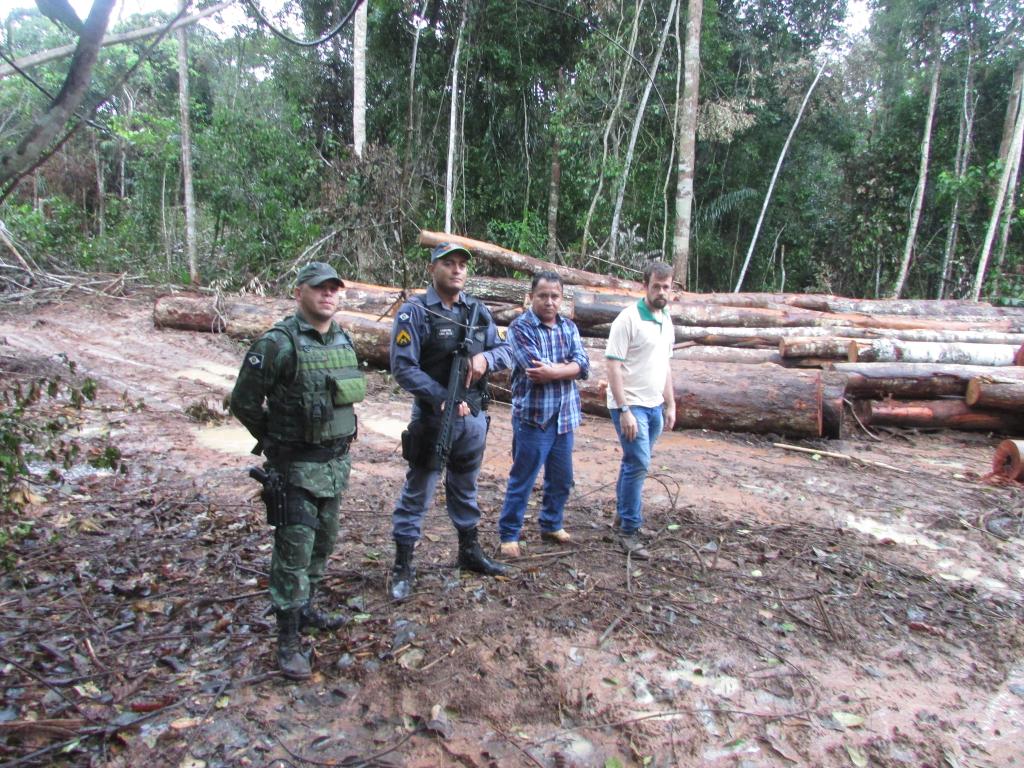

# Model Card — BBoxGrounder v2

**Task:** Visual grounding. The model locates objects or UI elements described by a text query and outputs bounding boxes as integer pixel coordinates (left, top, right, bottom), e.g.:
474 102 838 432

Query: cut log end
992 439 1024 480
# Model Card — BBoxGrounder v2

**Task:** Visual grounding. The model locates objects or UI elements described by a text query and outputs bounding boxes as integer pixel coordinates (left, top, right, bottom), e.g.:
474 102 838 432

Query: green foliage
0 366 94 520
0 0 1021 297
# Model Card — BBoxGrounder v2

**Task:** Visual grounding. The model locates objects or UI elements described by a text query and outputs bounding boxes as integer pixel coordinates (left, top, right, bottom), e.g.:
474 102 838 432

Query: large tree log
779 337 860 359
490 357 824 437
673 346 782 364
571 288 1024 332
671 325 1024 347
856 399 1024 434
418 230 643 291
153 293 396 366
965 377 1024 410
852 338 1023 366
834 362 1024 399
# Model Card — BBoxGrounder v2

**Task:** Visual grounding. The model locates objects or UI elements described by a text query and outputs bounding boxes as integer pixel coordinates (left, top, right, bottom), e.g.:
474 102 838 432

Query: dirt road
1 293 1022 767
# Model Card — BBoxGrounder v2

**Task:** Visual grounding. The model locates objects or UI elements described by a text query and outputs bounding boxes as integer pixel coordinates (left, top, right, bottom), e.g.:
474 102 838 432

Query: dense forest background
1 0 1022 300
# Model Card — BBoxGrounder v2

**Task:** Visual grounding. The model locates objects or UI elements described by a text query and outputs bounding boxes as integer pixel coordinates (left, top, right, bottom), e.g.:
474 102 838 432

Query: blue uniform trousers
392 411 489 542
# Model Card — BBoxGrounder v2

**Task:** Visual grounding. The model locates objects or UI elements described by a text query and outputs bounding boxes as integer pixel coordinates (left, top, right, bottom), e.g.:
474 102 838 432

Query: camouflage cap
295 262 342 286
430 242 473 262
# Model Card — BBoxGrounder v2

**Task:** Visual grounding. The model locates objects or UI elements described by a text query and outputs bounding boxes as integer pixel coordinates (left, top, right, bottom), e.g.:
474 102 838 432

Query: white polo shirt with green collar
605 299 675 409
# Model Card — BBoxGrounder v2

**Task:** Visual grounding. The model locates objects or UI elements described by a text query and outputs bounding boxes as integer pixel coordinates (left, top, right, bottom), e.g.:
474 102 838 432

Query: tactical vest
411 295 488 413
265 317 365 446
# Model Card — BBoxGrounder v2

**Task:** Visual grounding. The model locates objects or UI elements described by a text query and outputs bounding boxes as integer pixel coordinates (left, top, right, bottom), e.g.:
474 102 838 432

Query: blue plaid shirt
507 309 590 433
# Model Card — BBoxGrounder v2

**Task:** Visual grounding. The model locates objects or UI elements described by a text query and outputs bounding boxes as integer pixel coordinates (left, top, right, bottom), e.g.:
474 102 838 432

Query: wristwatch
619 404 631 414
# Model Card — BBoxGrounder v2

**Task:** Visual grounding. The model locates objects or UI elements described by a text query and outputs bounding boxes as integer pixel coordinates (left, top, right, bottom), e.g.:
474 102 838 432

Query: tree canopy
0 0 1021 299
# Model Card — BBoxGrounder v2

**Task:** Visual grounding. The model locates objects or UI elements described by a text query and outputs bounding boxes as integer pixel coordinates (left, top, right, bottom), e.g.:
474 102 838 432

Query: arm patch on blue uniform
395 329 412 346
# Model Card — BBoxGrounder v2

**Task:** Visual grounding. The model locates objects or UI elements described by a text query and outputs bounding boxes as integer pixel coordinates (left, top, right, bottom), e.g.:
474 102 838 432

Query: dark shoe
618 533 650 560
300 586 348 631
275 608 312 680
457 527 510 576
391 539 416 602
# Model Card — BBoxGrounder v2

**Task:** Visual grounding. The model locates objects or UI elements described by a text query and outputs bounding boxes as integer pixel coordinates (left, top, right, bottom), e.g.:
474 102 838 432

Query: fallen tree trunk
418 230 643 291
853 338 1023 365
779 337 859 360
856 399 1024 434
671 325 1024 347
153 292 292 337
571 289 1022 332
834 362 1024 399
965 377 1024 410
673 346 782 364
490 358 825 437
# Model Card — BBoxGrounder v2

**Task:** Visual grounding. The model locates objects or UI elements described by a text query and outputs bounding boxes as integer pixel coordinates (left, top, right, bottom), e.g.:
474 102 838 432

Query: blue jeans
498 417 575 542
610 405 664 534
392 410 490 542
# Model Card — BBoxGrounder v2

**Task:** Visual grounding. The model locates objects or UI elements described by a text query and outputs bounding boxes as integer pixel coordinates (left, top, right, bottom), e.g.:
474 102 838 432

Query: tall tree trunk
581 0 643 261
891 46 941 298
444 8 466 234
734 60 826 292
973 67 1024 300
938 49 975 299
92 133 105 237
353 0 367 158
609 0 679 264
994 61 1024 276
671 0 701 288
176 0 197 285
546 126 562 262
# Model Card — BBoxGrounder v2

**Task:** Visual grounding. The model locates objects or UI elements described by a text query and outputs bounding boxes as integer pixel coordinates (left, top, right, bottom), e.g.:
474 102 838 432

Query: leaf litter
0 292 1022 767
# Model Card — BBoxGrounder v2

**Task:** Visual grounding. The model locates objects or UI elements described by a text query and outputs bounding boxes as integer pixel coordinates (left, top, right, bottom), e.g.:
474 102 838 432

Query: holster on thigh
283 487 319 529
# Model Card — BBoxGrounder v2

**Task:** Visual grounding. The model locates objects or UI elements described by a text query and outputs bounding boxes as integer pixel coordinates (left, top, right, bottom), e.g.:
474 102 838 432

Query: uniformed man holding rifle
388 243 513 601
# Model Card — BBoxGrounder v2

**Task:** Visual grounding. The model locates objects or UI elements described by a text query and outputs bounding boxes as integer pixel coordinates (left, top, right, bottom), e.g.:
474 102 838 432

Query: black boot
275 608 311 680
457 527 510 576
300 585 348 632
391 539 416 602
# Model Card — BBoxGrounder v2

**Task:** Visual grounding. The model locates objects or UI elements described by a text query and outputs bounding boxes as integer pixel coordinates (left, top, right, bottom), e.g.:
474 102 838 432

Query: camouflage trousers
268 492 342 611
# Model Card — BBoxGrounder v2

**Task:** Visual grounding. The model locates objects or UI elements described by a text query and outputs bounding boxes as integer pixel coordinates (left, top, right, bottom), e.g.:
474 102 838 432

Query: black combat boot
275 608 311 680
390 538 416 601
457 527 510 576
300 585 348 632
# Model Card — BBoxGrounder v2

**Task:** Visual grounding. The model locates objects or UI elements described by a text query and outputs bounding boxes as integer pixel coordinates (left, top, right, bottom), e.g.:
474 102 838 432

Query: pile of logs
153 231 1024 440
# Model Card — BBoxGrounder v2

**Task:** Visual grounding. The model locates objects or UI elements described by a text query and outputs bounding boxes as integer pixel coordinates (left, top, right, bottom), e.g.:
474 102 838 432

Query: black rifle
435 302 487 470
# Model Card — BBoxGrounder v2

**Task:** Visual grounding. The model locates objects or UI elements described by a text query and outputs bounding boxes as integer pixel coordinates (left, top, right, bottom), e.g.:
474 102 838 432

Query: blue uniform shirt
390 285 512 407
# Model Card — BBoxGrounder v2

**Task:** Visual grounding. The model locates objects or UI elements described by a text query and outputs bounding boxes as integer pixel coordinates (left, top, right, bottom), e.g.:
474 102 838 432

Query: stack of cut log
152 231 1024 439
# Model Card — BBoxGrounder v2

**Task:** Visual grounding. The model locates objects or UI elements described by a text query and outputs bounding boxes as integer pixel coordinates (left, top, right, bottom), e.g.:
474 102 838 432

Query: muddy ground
0 292 1022 768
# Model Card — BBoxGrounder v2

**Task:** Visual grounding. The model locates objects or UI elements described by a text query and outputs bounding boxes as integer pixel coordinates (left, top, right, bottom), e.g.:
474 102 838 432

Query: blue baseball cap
430 243 473 262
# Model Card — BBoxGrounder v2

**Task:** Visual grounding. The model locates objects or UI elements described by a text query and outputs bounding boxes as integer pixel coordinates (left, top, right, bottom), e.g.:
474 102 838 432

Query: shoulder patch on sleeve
395 329 412 347
245 351 265 369
397 311 411 323
497 327 507 341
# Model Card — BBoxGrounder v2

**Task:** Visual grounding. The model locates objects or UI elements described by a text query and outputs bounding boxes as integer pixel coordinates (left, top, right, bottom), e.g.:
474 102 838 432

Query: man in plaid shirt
497 271 590 557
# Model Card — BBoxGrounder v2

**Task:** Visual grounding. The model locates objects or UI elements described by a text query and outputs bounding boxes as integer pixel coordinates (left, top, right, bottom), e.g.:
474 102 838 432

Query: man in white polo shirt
605 261 676 559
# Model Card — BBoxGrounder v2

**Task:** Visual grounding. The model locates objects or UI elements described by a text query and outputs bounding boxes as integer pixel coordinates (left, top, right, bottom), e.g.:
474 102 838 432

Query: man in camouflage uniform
230 262 364 679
